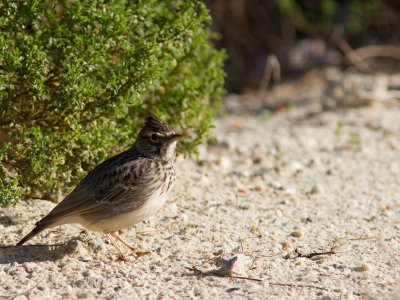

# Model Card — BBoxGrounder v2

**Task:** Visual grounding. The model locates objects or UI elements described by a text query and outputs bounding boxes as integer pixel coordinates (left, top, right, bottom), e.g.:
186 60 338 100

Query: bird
16 112 182 261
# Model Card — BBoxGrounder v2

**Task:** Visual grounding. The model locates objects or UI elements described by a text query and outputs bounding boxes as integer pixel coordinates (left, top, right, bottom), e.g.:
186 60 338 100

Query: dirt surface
1 98 400 299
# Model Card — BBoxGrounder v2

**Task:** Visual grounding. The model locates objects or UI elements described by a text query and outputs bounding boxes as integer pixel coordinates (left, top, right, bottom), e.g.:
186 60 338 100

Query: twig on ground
185 266 263 282
258 54 281 95
269 282 366 296
186 267 367 297
350 45 400 62
339 41 400 72
338 40 371 72
284 235 383 260
269 282 330 292
266 251 287 258
348 235 383 241
284 246 343 260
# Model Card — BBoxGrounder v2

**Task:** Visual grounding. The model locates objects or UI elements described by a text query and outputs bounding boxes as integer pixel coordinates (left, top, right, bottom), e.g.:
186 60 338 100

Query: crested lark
16 113 182 261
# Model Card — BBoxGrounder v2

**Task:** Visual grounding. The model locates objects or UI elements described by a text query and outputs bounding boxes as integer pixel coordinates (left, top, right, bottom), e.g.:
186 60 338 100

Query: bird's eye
150 133 158 141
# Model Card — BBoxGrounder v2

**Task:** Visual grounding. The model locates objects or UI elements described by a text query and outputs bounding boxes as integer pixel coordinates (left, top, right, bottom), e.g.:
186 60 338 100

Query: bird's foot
109 232 150 258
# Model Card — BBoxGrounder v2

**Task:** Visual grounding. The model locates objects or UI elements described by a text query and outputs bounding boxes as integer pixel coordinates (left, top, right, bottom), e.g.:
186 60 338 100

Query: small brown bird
16 113 182 261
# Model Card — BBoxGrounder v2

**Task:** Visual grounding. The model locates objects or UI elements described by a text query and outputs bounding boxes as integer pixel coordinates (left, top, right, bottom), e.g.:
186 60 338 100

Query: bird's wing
36 154 155 226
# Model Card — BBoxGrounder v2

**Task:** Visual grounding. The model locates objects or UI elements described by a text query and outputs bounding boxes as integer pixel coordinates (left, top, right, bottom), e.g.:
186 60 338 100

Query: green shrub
0 0 225 206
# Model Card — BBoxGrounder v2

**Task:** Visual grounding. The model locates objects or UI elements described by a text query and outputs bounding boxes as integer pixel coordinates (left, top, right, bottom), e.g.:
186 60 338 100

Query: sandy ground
1 100 400 299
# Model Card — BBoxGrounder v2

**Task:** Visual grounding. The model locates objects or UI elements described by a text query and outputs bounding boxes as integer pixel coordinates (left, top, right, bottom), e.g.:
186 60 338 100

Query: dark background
205 0 400 93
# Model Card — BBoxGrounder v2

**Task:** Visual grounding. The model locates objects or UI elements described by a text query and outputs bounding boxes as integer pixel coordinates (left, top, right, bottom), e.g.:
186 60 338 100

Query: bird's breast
81 177 175 233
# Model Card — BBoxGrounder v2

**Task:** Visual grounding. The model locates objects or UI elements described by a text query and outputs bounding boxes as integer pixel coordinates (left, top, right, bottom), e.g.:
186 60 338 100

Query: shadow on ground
0 243 73 264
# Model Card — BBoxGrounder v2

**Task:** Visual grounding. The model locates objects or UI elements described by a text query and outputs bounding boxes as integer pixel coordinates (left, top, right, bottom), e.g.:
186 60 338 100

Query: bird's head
134 113 182 161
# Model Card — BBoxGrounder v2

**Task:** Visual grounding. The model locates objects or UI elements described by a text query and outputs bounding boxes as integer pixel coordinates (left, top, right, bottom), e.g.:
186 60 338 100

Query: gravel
1 101 400 299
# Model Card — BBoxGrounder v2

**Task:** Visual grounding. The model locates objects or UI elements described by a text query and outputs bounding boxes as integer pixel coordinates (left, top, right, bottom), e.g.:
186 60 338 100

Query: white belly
79 191 168 232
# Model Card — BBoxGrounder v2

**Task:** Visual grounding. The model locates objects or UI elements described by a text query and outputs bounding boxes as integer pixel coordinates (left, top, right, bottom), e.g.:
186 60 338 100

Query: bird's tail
16 224 48 247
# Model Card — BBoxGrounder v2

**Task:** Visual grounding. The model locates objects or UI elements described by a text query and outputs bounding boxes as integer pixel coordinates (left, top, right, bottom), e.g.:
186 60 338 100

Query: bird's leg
111 231 150 257
106 233 129 262
111 231 136 251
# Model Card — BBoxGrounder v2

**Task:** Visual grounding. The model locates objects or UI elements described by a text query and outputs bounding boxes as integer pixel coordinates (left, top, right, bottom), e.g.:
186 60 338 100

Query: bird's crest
143 113 172 134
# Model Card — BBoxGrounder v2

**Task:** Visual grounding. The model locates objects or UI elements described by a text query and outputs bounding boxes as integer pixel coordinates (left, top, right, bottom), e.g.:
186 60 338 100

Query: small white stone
269 181 283 190
284 188 296 195
263 278 269 287
290 161 304 173
216 156 232 169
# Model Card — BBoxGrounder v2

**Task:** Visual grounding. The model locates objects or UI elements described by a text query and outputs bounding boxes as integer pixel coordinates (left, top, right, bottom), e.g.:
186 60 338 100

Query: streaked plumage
16 113 182 261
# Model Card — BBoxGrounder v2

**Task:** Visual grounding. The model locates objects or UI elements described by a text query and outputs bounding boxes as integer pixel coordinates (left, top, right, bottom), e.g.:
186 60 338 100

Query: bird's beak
168 133 183 142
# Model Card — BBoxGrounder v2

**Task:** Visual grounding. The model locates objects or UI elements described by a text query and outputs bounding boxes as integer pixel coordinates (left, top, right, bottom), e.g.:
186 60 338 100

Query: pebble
281 241 293 251
22 262 34 273
290 161 304 174
216 156 232 169
262 279 270 287
78 232 104 250
213 254 251 277
250 224 259 233
254 185 264 192
381 204 390 212
309 184 324 195
291 230 304 238
269 181 283 190
360 263 371 272
211 235 220 243
296 260 305 266
202 252 213 260
238 188 247 194
284 188 296 196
